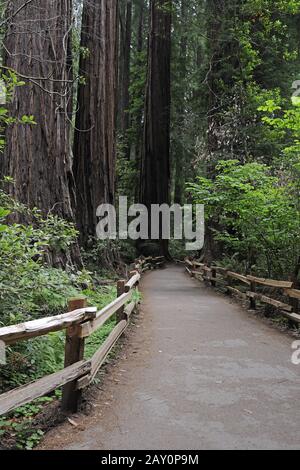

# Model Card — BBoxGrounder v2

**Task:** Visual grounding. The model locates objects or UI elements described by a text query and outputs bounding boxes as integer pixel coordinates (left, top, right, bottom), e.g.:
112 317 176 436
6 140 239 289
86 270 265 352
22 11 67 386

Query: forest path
40 265 300 450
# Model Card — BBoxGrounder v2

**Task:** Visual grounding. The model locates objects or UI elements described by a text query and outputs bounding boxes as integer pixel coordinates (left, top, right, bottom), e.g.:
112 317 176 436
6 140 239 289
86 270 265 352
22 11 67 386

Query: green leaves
258 100 282 113
291 97 300 107
20 115 36 125
0 207 10 219
188 160 300 277
0 186 80 329
0 72 36 151
259 94 300 181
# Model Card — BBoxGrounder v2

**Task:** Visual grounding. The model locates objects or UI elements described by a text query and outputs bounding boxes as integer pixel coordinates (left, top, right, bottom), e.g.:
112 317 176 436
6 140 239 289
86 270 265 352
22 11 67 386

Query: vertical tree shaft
140 0 171 255
73 0 118 243
118 0 132 142
1 0 75 221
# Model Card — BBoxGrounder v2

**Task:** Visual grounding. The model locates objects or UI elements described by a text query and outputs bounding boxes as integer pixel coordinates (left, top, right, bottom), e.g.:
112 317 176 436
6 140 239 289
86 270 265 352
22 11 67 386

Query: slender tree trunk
206 0 241 171
206 0 226 164
136 0 145 54
118 0 132 159
73 0 118 245
174 0 188 205
140 0 171 257
133 0 146 196
1 0 75 222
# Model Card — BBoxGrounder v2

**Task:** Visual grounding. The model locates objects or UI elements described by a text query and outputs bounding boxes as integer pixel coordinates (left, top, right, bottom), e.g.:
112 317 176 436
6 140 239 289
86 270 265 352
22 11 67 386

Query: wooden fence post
226 273 232 295
291 282 299 314
126 271 137 291
116 280 126 323
211 268 217 288
250 281 256 310
62 297 87 413
289 283 299 327
293 299 299 314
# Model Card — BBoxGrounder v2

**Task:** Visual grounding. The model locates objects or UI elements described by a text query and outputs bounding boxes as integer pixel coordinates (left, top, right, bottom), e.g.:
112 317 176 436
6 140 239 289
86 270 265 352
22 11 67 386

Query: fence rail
184 258 300 325
0 255 166 417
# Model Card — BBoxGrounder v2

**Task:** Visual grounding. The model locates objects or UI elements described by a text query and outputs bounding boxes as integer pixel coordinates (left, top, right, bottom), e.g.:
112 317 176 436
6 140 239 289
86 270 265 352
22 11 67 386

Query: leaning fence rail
184 258 300 325
0 255 166 416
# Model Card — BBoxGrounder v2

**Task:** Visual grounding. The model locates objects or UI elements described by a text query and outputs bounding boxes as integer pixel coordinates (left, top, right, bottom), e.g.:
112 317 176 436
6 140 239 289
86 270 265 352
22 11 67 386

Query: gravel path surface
39 265 300 450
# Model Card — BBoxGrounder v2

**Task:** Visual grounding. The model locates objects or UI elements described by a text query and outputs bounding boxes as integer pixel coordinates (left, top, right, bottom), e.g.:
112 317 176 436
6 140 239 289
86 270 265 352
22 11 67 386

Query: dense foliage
0 0 300 448
188 160 300 278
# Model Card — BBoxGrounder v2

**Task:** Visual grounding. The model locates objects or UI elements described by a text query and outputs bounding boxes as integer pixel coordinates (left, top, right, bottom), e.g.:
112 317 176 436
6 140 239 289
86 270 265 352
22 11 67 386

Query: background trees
0 0 299 274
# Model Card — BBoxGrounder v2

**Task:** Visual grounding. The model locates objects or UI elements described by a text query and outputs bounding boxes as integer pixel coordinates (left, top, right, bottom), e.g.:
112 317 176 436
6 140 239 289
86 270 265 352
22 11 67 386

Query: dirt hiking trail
39 265 300 450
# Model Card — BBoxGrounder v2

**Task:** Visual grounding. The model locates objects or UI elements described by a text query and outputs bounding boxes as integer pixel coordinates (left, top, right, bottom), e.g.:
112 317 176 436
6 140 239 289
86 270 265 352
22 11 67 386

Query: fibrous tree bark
118 0 132 158
174 0 187 205
140 0 171 257
1 0 75 222
132 0 146 200
73 0 119 244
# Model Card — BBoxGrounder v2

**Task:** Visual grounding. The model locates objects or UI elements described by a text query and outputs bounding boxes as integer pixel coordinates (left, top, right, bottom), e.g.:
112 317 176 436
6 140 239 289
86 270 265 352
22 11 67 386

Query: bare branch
0 0 35 28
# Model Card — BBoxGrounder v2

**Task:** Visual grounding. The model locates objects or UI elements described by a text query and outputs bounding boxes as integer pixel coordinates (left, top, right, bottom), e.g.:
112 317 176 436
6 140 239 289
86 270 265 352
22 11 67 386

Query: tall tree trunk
136 0 145 54
73 0 118 245
174 0 188 205
1 0 75 222
206 1 241 166
206 0 226 165
140 0 171 257
118 0 132 159
133 0 146 193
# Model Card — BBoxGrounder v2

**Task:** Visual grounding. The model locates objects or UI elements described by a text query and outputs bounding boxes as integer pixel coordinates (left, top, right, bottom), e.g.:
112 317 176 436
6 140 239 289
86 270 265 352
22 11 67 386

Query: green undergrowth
0 284 117 393
83 285 117 359
0 392 61 450
0 257 140 450
84 286 141 359
0 284 141 450
0 283 118 450
0 187 137 449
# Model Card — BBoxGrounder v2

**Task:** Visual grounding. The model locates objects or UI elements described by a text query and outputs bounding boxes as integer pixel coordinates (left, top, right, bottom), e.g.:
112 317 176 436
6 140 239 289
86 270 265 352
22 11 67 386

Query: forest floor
39 265 300 450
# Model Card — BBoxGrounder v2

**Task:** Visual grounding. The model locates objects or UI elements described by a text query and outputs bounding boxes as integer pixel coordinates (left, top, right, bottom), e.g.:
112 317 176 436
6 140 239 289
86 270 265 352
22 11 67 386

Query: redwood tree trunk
73 0 118 244
133 0 146 201
140 0 171 257
1 0 75 222
118 0 132 155
174 0 188 205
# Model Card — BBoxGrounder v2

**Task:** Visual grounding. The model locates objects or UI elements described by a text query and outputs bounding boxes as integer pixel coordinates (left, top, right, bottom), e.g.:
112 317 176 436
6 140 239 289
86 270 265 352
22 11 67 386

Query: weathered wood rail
0 256 166 417
184 258 300 325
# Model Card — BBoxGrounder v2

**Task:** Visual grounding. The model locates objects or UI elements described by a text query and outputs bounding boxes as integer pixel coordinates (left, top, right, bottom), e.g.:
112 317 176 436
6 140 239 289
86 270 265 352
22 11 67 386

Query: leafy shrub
0 193 80 325
188 160 300 278
0 187 88 391
83 238 137 274
0 191 120 394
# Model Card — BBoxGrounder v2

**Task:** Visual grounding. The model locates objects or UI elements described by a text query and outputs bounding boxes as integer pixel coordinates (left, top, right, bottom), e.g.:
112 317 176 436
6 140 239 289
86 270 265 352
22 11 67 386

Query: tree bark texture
73 0 119 244
1 0 75 221
174 0 187 205
118 0 132 146
140 0 171 256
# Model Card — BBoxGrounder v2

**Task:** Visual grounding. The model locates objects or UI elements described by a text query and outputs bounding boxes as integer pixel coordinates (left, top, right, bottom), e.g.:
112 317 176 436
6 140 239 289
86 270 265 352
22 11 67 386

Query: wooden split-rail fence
0 256 165 417
185 258 300 325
